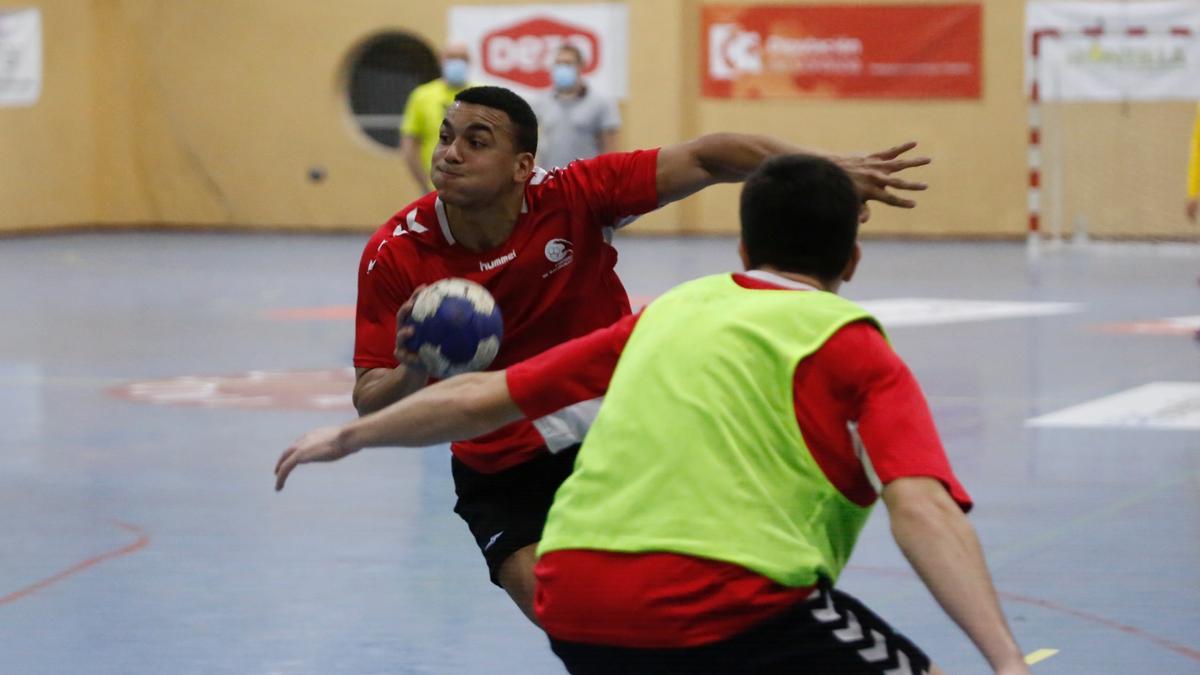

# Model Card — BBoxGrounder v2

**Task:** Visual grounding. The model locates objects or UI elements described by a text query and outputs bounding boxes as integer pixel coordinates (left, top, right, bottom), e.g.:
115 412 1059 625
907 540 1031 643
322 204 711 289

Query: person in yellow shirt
1187 103 1200 223
400 43 474 192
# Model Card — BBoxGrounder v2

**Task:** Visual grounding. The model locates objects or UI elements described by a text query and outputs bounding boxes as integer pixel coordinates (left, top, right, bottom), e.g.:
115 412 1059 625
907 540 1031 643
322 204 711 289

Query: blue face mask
551 63 579 91
442 58 468 87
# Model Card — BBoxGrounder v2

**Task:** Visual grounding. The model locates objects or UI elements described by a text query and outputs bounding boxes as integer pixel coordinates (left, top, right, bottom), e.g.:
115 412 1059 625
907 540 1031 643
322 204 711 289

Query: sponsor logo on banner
701 4 981 99
482 18 599 89
448 3 629 100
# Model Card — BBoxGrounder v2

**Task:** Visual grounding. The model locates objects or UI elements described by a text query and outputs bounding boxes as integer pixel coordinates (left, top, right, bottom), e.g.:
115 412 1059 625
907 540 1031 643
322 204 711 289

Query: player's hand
832 142 931 211
394 285 428 368
1187 198 1198 223
275 426 358 491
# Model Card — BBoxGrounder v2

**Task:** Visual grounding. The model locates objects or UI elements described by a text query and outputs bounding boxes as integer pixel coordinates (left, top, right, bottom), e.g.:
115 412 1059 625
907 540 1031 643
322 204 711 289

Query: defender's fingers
275 456 296 491
868 141 918 160
876 156 932 172
275 446 296 475
869 189 918 208
880 175 929 191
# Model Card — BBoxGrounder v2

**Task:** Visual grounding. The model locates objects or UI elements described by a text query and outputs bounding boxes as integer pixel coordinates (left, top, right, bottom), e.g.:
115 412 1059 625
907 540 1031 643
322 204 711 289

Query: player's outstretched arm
883 477 1029 675
276 371 520 491
654 134 930 209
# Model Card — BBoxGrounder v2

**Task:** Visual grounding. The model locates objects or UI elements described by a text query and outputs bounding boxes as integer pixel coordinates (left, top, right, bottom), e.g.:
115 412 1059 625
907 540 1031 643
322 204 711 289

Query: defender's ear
842 242 862 283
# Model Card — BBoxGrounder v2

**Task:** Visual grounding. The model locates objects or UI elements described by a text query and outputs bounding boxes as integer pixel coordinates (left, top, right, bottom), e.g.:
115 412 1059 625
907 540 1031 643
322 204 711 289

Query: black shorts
451 445 580 586
548 581 933 675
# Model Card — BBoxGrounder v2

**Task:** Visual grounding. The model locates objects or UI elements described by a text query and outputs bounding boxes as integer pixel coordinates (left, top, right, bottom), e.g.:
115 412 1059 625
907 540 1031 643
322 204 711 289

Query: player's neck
753 266 835 293
443 188 524 252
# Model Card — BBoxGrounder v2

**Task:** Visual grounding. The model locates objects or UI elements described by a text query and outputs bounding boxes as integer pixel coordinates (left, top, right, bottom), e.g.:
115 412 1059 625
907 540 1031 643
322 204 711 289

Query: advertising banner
448 3 628 100
702 4 981 99
0 8 41 107
1026 1 1200 101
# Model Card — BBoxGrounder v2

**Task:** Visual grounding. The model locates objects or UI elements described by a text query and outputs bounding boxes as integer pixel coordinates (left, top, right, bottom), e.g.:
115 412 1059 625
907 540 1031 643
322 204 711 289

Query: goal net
1027 1 1200 247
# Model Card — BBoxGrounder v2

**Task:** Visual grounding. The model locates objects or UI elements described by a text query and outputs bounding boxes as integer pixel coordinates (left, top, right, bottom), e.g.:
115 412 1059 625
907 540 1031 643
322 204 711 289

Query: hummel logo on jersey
394 210 430 237
480 250 517 271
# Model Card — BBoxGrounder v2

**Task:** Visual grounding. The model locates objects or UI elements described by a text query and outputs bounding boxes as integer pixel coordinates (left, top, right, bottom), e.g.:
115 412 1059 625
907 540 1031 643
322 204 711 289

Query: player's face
431 102 533 207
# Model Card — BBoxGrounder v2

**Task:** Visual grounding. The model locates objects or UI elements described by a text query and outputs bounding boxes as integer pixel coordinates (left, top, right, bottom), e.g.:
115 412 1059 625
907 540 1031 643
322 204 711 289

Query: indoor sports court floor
1 232 1197 674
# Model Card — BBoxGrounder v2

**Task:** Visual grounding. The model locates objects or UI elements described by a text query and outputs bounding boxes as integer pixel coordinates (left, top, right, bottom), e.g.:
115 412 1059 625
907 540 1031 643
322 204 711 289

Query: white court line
1026 382 1200 430
855 298 1083 327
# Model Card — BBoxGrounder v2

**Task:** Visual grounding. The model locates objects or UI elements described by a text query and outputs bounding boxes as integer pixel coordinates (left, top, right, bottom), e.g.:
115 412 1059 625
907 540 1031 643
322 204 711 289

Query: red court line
847 564 1200 663
0 521 150 607
998 590 1200 663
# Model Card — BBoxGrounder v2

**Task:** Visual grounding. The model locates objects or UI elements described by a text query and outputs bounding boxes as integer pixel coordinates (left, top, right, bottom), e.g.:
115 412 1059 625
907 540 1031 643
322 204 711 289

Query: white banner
447 3 629 101
1026 1 1200 101
0 8 41 107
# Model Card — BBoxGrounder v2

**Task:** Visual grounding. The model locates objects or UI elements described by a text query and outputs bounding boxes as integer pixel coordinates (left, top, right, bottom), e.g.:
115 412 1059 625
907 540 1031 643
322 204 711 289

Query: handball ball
403 278 503 378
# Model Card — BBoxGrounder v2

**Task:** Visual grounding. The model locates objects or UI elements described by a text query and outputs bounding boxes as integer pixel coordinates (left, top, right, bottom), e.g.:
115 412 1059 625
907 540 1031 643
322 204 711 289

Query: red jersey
503 271 973 648
354 150 660 473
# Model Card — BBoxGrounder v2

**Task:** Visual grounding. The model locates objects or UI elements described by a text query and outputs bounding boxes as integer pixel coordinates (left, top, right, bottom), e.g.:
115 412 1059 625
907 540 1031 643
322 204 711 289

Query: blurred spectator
400 43 474 191
533 44 621 170
1187 102 1199 223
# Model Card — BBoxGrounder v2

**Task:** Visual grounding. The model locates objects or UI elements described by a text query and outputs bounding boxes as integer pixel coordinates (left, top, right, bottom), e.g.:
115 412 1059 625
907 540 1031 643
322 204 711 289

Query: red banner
702 4 982 99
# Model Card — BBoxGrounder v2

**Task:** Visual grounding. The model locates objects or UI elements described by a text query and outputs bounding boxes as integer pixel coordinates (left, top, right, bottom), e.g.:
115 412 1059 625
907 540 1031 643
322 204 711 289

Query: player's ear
737 239 750 270
841 242 862 283
513 151 535 184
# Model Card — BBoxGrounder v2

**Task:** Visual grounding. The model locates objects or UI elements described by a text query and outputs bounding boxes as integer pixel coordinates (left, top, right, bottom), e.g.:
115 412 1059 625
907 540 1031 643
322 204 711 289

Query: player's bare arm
277 370 520 491
654 134 930 209
352 285 431 415
884 477 1030 675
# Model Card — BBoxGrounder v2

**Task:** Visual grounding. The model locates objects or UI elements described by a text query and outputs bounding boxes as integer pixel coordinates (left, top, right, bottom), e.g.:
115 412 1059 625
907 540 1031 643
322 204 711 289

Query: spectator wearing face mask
533 44 621 170
400 43 475 191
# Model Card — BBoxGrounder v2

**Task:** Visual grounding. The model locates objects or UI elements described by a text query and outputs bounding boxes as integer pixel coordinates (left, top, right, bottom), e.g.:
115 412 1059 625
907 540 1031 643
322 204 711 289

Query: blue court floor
0 232 1197 674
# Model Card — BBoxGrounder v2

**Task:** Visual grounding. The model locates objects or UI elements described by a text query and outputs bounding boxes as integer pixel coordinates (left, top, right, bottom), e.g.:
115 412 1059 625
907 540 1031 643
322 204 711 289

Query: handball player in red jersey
347 86 930 624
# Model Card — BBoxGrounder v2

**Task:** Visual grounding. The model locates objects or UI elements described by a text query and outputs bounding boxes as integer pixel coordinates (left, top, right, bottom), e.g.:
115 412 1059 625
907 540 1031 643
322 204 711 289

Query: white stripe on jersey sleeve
434 197 455 245
531 397 604 453
848 421 883 495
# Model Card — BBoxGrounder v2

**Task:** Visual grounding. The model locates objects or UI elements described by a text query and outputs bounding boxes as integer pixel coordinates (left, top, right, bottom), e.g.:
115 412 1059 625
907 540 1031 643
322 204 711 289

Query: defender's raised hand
831 141 931 210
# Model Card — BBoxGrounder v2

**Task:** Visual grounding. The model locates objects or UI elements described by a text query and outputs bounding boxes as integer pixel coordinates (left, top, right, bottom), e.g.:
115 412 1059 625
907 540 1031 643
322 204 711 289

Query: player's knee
498 544 540 626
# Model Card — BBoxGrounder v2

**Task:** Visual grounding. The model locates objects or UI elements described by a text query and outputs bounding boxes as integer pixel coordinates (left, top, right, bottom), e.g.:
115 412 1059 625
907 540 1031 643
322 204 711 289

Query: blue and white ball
403 278 503 378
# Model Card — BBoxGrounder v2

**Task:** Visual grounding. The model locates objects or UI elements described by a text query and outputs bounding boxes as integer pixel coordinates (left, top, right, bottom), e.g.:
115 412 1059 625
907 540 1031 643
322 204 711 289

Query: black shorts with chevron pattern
549 579 933 675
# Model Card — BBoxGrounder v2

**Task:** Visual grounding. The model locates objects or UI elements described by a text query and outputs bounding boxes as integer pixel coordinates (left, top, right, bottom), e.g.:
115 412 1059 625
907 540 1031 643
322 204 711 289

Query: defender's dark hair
454 86 538 155
739 155 861 282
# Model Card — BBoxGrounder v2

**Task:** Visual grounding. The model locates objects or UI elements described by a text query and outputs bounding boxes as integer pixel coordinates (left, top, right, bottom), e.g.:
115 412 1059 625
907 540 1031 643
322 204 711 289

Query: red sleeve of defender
506 312 641 419
353 222 413 370
557 149 660 225
818 322 973 511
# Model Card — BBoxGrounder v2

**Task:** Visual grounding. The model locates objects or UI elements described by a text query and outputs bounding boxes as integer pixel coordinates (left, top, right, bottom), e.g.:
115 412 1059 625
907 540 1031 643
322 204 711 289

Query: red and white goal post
1026 8 1200 255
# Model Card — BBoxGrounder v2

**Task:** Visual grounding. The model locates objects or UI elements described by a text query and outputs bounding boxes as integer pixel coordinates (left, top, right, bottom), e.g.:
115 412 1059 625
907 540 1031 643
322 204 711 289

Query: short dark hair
739 155 861 281
557 44 586 66
454 86 538 155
